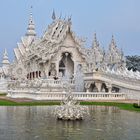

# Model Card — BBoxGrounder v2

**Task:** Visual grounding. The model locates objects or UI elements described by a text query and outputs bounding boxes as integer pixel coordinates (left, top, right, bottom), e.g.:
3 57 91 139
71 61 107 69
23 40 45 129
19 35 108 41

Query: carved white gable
62 32 76 47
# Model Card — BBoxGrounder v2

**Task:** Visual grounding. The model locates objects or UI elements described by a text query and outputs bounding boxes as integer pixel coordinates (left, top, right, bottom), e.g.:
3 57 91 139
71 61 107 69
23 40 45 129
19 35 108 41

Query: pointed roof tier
2 49 10 66
26 12 36 37
43 18 72 43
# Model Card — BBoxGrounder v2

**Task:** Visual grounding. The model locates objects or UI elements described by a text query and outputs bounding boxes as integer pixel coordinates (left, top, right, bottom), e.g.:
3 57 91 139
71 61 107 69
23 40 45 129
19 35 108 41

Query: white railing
43 79 75 85
8 79 75 89
7 91 126 100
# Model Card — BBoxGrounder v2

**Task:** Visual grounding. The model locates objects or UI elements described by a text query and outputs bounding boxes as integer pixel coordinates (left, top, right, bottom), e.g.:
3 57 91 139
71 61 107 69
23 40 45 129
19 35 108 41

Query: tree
126 55 140 72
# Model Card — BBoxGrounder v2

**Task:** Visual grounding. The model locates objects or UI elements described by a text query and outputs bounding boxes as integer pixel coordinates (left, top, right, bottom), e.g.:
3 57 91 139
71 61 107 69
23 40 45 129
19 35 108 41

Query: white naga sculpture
0 10 140 100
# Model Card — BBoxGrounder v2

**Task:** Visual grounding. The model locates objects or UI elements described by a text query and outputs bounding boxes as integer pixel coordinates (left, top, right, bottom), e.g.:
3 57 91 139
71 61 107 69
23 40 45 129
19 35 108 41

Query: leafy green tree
126 56 140 72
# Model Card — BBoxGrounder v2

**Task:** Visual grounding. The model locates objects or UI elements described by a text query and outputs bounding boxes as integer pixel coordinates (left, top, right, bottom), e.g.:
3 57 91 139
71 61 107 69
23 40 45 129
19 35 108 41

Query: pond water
0 106 140 140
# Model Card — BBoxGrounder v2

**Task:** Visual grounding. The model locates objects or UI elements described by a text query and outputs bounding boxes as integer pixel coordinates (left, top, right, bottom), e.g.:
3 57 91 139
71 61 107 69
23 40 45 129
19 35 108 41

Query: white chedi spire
110 35 117 47
90 33 105 71
26 8 36 37
107 35 117 54
2 49 10 66
92 33 99 48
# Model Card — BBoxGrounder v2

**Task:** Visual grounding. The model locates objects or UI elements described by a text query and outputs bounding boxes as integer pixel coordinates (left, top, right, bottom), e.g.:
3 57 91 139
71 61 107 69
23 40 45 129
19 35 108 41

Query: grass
0 93 7 96
0 99 60 106
0 98 140 112
80 102 140 112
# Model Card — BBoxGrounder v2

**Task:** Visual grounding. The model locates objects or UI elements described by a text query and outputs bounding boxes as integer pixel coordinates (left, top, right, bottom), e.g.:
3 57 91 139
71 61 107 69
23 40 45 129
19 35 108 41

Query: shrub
133 103 140 108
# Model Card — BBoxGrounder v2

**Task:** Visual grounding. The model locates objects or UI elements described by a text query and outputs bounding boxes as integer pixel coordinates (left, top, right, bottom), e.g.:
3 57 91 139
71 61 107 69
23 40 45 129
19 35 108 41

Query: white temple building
1 11 140 100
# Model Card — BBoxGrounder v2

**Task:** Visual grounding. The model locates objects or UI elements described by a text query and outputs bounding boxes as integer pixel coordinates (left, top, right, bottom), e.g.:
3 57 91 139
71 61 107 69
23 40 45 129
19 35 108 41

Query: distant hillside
126 55 140 72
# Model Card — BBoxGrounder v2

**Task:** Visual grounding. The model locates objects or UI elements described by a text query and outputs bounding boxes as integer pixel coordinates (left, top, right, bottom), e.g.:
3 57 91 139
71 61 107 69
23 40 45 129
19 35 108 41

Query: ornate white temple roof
12 11 129 78
22 15 87 63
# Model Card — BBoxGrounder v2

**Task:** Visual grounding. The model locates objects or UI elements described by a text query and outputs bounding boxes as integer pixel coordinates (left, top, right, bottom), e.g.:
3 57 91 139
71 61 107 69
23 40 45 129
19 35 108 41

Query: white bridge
6 70 140 100
84 71 140 99
84 71 140 91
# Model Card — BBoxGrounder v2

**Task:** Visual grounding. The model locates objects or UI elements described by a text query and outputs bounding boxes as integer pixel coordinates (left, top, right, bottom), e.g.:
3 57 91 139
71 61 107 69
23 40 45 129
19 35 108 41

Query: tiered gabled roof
13 11 126 73
13 11 87 63
24 16 87 63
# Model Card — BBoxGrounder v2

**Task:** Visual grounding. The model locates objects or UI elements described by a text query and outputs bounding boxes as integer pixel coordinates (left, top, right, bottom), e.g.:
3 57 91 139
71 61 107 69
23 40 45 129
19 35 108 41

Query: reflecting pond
0 106 140 140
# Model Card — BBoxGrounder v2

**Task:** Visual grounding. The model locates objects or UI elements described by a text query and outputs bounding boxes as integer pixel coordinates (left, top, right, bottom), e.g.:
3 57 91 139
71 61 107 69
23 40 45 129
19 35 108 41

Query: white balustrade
7 91 126 100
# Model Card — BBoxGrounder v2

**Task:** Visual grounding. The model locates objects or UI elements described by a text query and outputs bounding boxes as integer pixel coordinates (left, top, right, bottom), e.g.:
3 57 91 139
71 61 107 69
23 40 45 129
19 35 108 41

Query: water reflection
0 106 140 140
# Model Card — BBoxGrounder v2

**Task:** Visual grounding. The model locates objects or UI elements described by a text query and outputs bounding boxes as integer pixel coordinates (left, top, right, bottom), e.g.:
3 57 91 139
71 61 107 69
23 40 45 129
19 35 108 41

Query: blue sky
0 0 140 61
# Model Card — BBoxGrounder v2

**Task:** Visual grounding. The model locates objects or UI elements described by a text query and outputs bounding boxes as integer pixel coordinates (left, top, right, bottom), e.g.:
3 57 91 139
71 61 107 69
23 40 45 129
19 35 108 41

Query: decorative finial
64 15 66 20
93 32 98 47
92 32 97 49
68 15 72 22
111 34 115 45
52 9 56 20
59 13 62 19
29 6 33 23
121 47 124 56
4 48 8 57
30 6 33 17
94 32 97 41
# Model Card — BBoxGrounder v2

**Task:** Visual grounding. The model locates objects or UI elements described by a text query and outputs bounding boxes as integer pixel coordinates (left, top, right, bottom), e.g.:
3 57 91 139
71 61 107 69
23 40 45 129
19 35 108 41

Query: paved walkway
0 96 34 102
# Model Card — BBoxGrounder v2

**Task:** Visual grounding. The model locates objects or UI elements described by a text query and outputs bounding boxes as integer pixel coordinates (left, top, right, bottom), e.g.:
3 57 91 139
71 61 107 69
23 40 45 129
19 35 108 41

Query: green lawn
0 98 140 112
0 99 60 106
0 93 7 96
80 102 140 112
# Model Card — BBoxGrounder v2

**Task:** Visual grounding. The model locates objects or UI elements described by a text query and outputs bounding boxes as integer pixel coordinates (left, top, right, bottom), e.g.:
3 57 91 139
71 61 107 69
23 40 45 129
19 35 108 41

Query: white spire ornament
92 33 98 48
26 6 36 37
2 49 10 67
111 34 116 46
